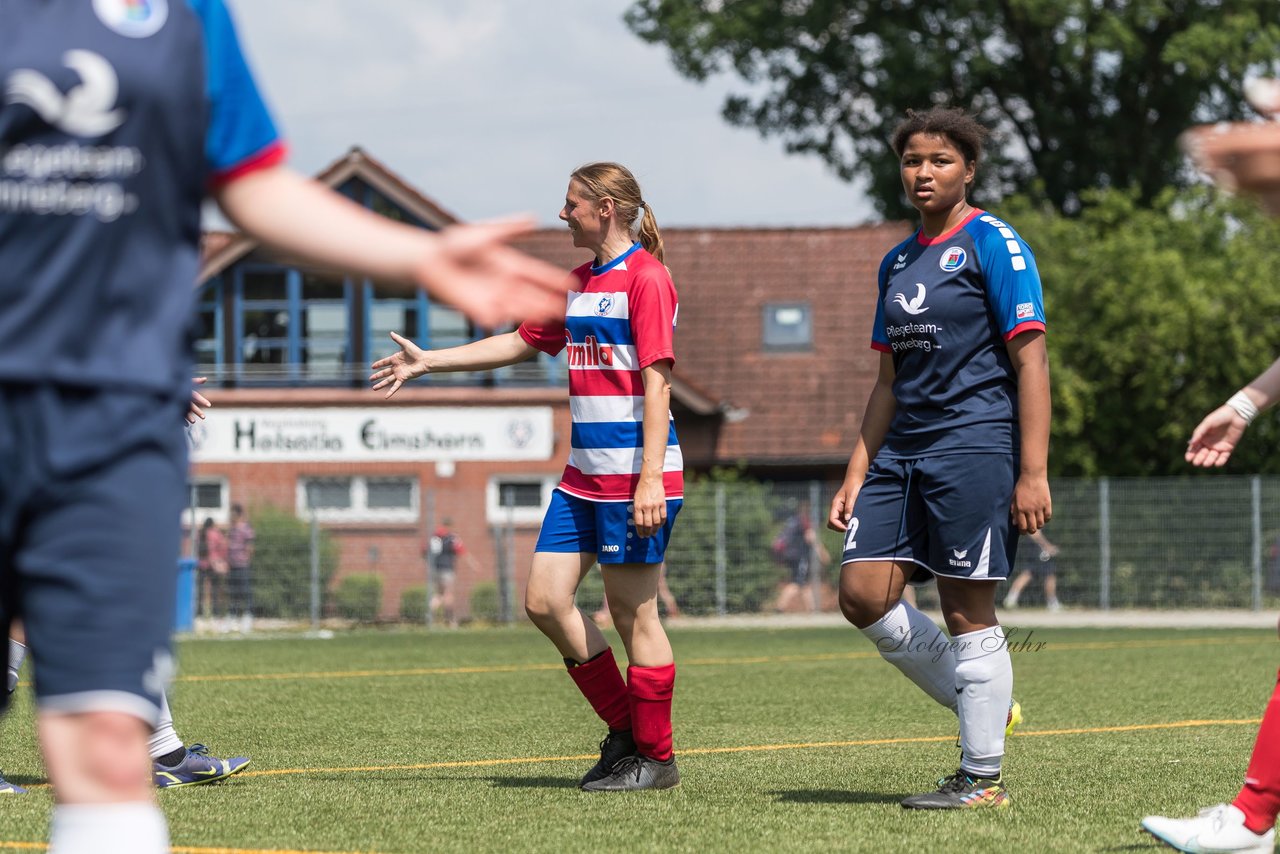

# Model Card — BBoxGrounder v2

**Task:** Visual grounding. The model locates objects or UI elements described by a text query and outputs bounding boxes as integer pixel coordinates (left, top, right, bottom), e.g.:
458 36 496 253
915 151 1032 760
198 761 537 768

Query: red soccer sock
1234 668 1280 834
566 648 631 732
627 663 676 762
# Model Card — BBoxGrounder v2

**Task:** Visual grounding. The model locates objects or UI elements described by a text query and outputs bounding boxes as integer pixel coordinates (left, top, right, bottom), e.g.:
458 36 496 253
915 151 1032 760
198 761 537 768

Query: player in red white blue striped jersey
372 162 684 791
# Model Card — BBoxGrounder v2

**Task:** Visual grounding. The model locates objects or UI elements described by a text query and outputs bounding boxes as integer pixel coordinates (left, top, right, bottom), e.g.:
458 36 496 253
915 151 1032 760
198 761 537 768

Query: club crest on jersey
94 0 168 38
939 246 967 272
595 294 615 316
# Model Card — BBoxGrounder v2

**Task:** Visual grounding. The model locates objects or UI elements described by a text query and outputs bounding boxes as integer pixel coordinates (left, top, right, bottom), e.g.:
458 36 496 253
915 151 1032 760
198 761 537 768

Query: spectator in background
227 505 256 633
774 500 830 613
1002 531 1061 612
1141 77 1280 854
428 519 479 629
197 517 229 619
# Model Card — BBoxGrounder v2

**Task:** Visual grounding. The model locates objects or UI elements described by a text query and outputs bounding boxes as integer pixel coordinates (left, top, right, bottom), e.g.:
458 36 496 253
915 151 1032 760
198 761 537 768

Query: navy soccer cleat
153 743 251 789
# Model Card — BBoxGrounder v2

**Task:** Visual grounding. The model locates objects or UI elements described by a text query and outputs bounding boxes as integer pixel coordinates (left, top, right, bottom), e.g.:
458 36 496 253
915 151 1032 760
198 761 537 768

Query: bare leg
838 560 909 628
602 564 670 667
524 552 608 663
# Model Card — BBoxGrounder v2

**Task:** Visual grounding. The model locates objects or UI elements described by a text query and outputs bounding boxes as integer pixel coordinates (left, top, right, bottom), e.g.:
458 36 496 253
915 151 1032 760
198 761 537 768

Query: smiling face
899 132 976 218
559 179 610 252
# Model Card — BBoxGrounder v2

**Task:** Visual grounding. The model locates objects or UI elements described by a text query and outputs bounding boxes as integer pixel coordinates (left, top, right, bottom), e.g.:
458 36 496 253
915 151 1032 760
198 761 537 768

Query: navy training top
870 209 1047 458
0 0 283 395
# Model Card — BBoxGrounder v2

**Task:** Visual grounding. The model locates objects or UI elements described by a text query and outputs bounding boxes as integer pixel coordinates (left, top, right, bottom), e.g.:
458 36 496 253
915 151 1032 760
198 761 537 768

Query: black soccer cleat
580 754 680 792
900 769 1010 810
579 729 636 789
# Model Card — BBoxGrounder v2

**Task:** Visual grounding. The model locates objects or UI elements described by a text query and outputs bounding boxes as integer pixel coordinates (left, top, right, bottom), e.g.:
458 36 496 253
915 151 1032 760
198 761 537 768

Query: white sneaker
1046 598 1062 612
1003 594 1019 609
1142 804 1276 853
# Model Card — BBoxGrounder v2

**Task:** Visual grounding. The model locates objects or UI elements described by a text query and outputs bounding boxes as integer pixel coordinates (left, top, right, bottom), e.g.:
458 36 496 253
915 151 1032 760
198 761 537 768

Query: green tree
625 0 1280 217
249 505 339 618
1007 187 1280 475
663 466 784 613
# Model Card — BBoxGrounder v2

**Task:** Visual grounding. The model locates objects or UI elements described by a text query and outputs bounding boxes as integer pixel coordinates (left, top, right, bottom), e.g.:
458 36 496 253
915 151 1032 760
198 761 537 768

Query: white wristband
1226 391 1260 425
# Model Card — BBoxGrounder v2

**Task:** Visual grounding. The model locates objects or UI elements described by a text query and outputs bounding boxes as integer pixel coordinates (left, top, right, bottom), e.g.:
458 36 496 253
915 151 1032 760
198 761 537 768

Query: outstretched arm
1187 355 1280 467
370 331 538 399
213 167 570 327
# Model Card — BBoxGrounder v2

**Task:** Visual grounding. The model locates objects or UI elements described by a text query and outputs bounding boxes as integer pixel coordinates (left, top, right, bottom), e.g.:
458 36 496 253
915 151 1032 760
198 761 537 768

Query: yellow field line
226 716 1261 778
9 634 1266 691
3 713 1258 848
138 633 1266 686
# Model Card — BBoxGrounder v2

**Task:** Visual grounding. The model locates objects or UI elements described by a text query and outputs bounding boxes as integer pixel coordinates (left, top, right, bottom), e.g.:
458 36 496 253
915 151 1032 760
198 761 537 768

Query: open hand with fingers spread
370 332 431 399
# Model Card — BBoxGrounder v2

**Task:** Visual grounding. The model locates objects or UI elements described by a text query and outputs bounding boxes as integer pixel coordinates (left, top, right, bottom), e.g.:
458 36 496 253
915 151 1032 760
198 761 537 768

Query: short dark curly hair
890 107 990 166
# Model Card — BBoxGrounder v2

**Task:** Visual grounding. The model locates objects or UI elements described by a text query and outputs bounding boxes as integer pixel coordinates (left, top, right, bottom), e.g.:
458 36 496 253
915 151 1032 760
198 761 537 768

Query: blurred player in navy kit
0 2 567 849
828 107 1050 810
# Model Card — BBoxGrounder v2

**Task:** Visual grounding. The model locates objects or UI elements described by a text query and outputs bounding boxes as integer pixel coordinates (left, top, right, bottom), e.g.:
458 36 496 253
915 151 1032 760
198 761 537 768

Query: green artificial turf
0 625 1274 853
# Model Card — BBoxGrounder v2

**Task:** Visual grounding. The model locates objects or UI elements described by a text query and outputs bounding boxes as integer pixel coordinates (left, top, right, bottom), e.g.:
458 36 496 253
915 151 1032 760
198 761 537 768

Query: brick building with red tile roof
191 149 907 620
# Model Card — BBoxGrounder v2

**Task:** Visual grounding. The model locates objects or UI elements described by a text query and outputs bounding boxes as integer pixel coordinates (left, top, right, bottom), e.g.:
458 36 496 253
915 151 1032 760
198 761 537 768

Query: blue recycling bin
175 557 197 632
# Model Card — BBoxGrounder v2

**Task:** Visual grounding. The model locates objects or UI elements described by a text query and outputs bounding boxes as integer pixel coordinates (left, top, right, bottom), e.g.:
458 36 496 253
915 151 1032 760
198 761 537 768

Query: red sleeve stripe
1004 320 1046 341
208 140 289 190
871 341 892 353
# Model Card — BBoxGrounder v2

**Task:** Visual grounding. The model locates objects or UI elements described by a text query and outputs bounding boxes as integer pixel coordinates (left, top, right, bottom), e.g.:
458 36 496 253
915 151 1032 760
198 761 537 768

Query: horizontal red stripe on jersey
1004 320 1046 341
870 341 892 353
209 140 289 190
569 369 648 397
558 466 684 502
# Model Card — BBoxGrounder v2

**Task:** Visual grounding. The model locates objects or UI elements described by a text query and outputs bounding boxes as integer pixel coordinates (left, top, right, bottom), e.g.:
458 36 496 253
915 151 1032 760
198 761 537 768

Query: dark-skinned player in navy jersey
0 3 568 850
827 107 1051 810
373 162 684 792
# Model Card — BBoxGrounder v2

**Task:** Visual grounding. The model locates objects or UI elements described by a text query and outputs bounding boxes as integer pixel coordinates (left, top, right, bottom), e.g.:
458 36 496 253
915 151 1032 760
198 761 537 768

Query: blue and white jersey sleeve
189 0 284 185
972 215 1046 341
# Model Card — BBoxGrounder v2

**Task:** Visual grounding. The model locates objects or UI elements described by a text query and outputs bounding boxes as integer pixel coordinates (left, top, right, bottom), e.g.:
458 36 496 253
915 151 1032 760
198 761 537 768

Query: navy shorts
535 489 681 565
0 384 188 724
841 453 1017 582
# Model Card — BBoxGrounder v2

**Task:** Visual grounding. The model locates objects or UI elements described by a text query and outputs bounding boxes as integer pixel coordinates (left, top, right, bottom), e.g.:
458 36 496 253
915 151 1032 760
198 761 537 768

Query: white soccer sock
49 803 168 854
6 640 25 695
954 625 1013 779
147 691 183 761
859 601 959 712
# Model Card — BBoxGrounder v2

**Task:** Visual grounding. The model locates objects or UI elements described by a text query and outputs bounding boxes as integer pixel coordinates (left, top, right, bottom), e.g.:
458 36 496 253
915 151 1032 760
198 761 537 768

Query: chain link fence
178 474 1280 633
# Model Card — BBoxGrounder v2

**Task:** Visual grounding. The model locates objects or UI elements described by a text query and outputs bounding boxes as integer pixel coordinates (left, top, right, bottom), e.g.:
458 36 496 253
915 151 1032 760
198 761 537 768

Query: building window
297 476 418 523
182 476 229 525
486 476 557 526
763 302 813 351
237 268 292 382
194 279 223 376
300 273 350 382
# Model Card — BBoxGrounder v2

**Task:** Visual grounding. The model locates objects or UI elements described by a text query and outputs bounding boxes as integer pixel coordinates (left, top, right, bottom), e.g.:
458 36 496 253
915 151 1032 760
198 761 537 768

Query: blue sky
229 0 877 228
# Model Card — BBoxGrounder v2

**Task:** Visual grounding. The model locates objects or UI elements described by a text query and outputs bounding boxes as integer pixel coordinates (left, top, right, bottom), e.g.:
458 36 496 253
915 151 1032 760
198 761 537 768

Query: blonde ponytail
570 162 662 262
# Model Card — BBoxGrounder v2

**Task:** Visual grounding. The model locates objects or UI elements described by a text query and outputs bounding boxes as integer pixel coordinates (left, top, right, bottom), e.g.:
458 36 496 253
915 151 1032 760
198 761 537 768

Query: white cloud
226 0 877 227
